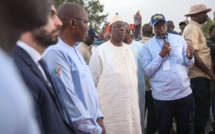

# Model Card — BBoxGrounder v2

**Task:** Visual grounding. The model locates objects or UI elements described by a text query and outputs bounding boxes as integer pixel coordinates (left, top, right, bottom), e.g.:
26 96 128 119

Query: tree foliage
54 0 108 34
202 12 215 38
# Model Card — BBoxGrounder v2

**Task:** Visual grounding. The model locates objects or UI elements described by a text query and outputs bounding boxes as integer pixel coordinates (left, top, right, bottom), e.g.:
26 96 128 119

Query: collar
17 41 42 64
141 36 151 40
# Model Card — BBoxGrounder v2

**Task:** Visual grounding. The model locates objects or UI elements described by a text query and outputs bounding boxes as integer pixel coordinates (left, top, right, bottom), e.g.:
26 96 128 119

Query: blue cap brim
151 18 166 26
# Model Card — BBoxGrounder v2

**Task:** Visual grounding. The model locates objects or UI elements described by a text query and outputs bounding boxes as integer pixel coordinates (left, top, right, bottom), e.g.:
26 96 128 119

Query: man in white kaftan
89 14 141 134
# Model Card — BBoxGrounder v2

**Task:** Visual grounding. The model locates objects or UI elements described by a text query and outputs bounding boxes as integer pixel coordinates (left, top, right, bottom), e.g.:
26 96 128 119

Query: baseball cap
150 14 166 26
88 28 98 38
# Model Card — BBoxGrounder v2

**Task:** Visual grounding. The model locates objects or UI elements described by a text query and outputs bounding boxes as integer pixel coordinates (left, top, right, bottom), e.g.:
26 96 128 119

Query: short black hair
179 22 186 26
209 24 215 33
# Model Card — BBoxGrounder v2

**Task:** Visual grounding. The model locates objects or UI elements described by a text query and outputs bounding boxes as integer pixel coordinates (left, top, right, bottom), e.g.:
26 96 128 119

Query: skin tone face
32 5 63 48
154 21 167 38
122 22 132 44
194 11 208 24
72 10 89 42
57 3 89 47
110 21 126 43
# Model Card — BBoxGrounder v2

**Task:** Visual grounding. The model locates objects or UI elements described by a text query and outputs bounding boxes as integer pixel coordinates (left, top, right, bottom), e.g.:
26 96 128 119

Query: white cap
109 13 123 26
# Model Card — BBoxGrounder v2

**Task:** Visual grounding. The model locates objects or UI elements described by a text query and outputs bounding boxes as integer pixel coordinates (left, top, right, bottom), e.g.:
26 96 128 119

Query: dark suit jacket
11 46 77 134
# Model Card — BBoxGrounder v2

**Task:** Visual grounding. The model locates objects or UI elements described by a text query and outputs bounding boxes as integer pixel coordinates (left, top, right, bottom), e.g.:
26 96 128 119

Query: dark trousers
191 77 211 134
145 90 157 134
134 24 140 39
154 94 192 134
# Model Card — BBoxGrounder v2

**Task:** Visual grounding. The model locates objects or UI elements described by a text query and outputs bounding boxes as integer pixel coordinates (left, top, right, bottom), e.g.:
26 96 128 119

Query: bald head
142 24 152 37
57 2 89 46
166 20 174 31
57 2 86 30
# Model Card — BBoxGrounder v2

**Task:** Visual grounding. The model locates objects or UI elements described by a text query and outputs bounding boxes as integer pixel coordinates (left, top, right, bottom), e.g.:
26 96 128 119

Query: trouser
191 77 211 134
153 94 192 134
145 90 157 134
134 24 140 39
138 86 145 134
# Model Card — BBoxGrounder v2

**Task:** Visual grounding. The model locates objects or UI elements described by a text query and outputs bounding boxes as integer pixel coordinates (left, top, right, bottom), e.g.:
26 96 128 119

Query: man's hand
159 42 171 58
186 40 194 60
96 117 106 134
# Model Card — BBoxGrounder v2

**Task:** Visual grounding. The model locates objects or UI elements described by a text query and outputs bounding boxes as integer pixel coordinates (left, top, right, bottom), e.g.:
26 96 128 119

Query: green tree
54 0 108 34
202 12 215 38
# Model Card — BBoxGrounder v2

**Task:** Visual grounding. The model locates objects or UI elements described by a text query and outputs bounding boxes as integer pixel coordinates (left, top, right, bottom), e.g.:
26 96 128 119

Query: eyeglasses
72 17 89 25
111 24 126 29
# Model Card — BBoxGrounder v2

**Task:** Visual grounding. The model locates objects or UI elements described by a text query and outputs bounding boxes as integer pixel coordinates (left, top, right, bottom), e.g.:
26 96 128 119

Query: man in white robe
89 14 141 134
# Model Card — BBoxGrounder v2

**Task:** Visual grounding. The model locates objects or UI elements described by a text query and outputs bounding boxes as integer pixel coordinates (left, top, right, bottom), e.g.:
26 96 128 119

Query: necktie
39 59 55 83
39 59 76 131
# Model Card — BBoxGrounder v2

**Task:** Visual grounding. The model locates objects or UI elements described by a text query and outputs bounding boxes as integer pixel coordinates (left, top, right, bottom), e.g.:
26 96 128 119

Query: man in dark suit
11 4 77 134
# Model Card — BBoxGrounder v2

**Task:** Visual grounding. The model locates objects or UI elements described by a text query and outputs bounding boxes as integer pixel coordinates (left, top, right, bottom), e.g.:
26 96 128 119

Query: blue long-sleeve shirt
129 40 145 133
129 40 145 102
141 34 194 100
43 38 102 134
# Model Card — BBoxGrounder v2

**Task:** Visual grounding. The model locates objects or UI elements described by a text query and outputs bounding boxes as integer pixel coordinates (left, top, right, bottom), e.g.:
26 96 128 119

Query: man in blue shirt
141 13 194 134
43 3 105 134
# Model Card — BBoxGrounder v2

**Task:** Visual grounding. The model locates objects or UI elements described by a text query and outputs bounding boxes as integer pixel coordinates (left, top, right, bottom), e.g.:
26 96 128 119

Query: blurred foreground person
0 0 51 133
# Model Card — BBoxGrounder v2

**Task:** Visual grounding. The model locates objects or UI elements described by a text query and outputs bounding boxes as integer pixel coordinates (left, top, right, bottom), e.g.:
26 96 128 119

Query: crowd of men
0 0 215 134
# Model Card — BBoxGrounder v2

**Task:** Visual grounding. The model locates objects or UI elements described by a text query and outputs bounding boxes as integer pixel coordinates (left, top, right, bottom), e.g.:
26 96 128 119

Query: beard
32 27 60 48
